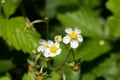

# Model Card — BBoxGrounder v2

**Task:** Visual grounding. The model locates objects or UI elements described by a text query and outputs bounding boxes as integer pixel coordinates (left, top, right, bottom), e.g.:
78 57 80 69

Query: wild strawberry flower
63 27 83 48
44 40 62 57
37 39 48 53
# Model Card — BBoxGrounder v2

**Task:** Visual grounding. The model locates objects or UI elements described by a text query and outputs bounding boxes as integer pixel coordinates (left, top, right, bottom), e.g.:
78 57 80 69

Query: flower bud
54 35 62 42
28 65 36 72
72 64 80 72
36 74 44 80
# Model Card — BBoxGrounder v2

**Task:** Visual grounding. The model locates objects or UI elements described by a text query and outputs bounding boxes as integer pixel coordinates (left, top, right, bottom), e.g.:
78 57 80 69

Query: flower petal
47 40 54 47
70 40 79 48
56 49 62 55
63 36 71 44
44 52 50 57
44 48 50 57
37 46 44 52
39 39 46 45
74 27 81 34
49 53 56 57
65 28 72 34
78 35 83 42
55 42 60 48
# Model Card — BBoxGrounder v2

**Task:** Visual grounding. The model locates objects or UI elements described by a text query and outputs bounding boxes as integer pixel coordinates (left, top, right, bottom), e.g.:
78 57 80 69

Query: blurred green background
0 0 120 80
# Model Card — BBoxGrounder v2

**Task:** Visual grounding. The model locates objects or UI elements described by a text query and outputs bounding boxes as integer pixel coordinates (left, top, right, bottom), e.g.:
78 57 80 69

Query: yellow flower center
70 32 78 40
50 45 58 53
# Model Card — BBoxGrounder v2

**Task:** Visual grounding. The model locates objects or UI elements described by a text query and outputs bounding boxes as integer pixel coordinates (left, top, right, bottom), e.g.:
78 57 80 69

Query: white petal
74 27 81 34
65 28 72 34
44 52 50 57
47 40 54 47
49 53 56 57
44 48 50 57
78 35 83 42
39 39 46 45
56 49 62 55
55 42 60 48
37 46 44 52
63 36 71 44
45 48 50 53
70 40 79 48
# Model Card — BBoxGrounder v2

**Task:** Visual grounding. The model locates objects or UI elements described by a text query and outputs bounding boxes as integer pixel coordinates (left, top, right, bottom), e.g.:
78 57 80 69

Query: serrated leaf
57 7 103 38
81 53 120 80
0 17 40 53
106 0 120 17
0 59 15 72
1 0 22 18
22 72 36 80
92 53 120 80
76 39 111 61
106 16 120 38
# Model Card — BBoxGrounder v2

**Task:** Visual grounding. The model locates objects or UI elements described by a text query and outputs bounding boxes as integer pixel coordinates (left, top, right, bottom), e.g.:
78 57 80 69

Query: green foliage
106 16 120 38
45 0 78 18
22 72 36 80
0 16 40 53
106 0 120 17
92 53 120 80
64 67 80 80
1 0 22 18
57 7 103 38
82 53 120 80
76 39 111 61
0 0 120 80
46 72 60 80
0 73 12 80
0 59 15 72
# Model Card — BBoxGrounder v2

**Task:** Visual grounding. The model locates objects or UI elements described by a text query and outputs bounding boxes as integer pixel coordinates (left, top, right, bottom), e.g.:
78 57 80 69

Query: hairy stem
61 50 71 80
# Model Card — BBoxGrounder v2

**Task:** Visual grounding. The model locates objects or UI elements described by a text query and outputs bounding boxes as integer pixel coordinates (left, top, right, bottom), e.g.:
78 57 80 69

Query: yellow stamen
70 32 77 40
50 45 58 53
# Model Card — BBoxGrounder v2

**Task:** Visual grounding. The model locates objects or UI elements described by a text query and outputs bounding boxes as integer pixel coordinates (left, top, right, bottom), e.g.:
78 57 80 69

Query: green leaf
22 72 36 80
106 0 120 17
0 73 12 80
82 73 95 80
57 7 103 38
64 67 80 80
46 72 60 80
76 39 111 61
106 16 120 38
81 53 120 80
80 0 102 8
0 17 40 53
1 0 22 18
0 59 15 72
92 53 120 80
45 0 78 18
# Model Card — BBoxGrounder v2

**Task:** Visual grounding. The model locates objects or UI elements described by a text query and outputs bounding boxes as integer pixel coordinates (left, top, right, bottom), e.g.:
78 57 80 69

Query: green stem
30 18 49 40
61 50 71 80
71 49 76 63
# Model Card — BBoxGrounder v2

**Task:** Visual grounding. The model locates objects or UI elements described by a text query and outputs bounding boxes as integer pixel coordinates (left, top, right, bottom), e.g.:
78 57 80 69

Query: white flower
37 39 48 53
44 40 62 57
54 35 62 42
63 27 83 48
